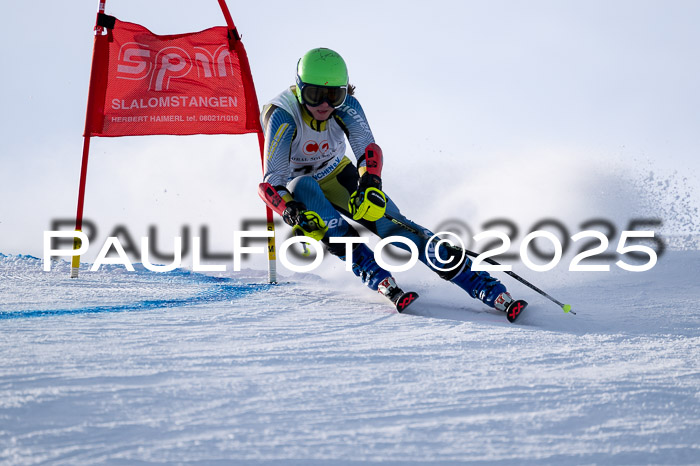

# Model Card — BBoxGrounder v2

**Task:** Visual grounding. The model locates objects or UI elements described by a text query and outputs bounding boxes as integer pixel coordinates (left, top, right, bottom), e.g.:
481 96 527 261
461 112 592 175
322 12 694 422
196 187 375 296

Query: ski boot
448 257 508 308
344 243 391 290
341 243 419 312
443 253 528 322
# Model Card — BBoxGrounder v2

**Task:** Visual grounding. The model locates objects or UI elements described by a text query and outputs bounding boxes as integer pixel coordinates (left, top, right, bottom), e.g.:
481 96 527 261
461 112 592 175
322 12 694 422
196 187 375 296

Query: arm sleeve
261 104 297 189
333 95 375 168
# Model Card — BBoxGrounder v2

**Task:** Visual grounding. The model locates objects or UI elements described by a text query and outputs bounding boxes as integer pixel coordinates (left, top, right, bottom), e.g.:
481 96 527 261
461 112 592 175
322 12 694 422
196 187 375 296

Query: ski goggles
298 82 348 108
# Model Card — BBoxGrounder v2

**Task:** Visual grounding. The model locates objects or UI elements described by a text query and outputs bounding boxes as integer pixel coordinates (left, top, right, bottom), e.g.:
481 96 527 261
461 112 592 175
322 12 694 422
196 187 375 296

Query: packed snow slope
1 251 699 465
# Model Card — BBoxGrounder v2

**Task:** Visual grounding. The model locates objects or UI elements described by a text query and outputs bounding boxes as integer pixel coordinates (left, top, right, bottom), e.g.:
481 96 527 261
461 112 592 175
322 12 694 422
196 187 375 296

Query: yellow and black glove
349 173 387 222
282 200 328 241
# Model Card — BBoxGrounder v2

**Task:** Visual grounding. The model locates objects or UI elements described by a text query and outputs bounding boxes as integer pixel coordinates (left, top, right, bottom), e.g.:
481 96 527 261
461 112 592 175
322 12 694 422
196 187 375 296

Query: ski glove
282 200 328 241
349 173 387 222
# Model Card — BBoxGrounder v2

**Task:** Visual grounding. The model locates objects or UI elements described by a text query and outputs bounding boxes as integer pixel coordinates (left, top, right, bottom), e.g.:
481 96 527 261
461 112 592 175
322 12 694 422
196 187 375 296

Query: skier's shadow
400 295 517 326
402 294 592 334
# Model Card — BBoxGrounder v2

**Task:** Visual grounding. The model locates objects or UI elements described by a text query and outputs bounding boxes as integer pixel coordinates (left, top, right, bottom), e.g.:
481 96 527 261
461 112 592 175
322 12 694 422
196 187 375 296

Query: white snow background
1 0 700 464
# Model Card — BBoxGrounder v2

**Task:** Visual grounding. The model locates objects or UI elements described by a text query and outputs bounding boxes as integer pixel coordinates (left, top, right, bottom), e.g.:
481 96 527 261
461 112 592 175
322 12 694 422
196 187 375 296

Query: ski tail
378 277 419 313
506 299 528 323
395 291 419 313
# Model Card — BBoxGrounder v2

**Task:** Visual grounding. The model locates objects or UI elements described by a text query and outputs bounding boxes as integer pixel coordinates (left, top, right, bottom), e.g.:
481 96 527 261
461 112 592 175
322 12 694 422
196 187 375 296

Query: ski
393 291 419 313
506 299 528 323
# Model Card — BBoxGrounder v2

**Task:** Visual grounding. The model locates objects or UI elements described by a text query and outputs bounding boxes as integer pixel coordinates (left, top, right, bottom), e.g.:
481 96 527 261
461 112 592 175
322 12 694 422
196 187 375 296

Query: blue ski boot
435 245 513 311
341 243 392 291
340 243 419 312
451 260 512 310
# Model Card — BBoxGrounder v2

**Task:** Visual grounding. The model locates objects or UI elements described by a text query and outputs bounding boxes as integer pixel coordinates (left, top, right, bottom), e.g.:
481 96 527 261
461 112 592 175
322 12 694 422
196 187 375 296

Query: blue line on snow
0 283 272 320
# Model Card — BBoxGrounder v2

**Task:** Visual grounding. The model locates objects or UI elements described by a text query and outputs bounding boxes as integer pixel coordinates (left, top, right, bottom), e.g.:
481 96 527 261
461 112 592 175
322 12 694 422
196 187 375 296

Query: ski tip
395 291 419 313
506 299 528 323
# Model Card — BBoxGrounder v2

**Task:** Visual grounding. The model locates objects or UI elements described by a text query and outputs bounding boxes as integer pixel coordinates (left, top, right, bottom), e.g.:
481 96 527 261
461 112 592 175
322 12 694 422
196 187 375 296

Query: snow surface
2 2 699 463
1 252 699 464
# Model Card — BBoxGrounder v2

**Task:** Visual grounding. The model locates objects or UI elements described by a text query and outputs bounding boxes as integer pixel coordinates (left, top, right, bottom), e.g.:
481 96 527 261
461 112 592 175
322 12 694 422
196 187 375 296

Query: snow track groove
1 252 699 464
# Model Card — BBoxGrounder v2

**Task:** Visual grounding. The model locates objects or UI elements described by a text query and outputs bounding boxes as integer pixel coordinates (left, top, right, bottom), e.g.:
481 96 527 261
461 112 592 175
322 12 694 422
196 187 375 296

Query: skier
258 47 517 314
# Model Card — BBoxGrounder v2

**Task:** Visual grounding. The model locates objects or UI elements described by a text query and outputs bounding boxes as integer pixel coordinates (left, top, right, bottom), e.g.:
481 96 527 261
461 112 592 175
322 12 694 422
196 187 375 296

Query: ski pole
384 213 575 315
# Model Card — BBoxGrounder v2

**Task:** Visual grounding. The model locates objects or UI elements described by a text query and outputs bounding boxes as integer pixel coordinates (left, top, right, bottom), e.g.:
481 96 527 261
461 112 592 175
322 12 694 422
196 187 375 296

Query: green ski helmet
295 48 349 108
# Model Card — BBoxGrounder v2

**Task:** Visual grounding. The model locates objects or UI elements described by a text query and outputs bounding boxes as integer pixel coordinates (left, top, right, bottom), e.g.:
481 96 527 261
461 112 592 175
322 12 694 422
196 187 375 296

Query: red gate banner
86 15 261 137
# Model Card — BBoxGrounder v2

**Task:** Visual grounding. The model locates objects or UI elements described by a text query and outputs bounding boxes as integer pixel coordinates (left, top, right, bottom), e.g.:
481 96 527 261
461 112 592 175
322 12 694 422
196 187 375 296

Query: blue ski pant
287 157 509 307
